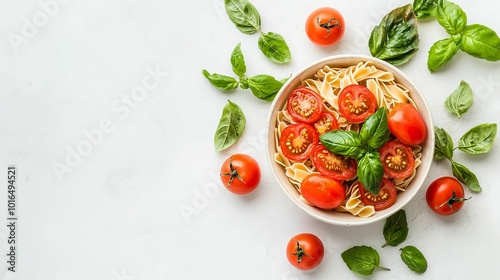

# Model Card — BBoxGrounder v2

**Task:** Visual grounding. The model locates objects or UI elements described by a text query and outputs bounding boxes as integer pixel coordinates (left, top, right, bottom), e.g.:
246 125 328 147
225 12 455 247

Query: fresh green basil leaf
258 32 292 64
368 4 419 66
451 160 481 193
246 74 284 101
437 0 467 35
459 24 500 61
341 245 390 276
320 130 366 160
458 123 497 155
202 70 239 91
214 100 246 152
413 0 438 19
230 43 246 78
360 107 390 150
434 126 454 160
445 80 473 118
427 37 459 72
224 0 261 34
383 210 409 248
357 152 384 195
400 246 428 274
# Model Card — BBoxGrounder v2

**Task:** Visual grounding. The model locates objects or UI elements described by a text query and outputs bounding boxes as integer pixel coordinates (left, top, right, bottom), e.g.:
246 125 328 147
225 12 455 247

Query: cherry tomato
286 233 324 270
387 103 427 145
313 111 339 135
220 154 261 195
338 84 377 123
358 179 397 211
379 141 415 179
305 7 345 47
300 174 345 209
287 87 324 123
279 123 319 162
312 145 356 181
426 177 469 215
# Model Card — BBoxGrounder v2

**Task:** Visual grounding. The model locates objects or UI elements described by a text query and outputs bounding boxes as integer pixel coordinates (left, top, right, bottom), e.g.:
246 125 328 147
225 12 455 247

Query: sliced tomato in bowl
287 87 324 123
358 178 397 211
379 141 415 179
313 111 339 135
279 123 319 161
312 145 356 181
338 84 377 123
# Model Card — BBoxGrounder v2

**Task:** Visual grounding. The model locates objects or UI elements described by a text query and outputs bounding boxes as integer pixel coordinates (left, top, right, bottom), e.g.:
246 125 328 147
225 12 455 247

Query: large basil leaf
400 246 428 274
360 107 390 150
413 0 437 19
214 100 246 152
444 80 473 118
368 4 419 66
458 123 497 155
427 37 459 72
224 0 261 34
245 74 284 101
437 0 467 35
357 152 384 195
451 160 481 193
202 70 239 91
320 130 366 160
341 246 390 276
459 24 500 61
230 43 246 78
383 210 409 248
258 32 292 64
434 127 454 160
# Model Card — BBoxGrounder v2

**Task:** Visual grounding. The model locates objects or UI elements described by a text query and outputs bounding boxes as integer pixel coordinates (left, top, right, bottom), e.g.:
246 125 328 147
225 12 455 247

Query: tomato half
312 145 356 181
426 177 469 215
279 123 319 162
300 174 345 209
338 84 377 123
358 179 397 211
313 111 339 135
305 7 345 47
220 154 261 195
286 233 324 270
379 141 415 179
287 87 323 123
387 103 427 145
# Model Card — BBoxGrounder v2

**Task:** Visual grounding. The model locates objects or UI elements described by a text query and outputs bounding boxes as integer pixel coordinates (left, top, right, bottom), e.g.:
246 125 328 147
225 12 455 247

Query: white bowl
266 54 435 226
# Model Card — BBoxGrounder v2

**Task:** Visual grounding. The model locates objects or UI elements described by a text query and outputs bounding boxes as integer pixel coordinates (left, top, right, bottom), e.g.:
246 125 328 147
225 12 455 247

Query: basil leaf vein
246 74 285 101
458 123 497 155
202 70 239 91
214 100 246 152
451 160 481 193
357 152 384 195
383 209 409 248
230 43 247 78
434 126 454 160
459 24 500 61
341 245 390 276
224 0 261 34
437 0 467 35
400 246 428 274
427 37 459 72
445 80 473 118
360 107 390 150
258 32 292 64
320 130 366 160
413 0 438 19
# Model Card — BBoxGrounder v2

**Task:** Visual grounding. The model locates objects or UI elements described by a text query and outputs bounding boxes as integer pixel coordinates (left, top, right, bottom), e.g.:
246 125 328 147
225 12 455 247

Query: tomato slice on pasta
338 84 377 123
379 141 415 179
313 112 339 135
287 87 323 123
279 123 318 162
312 145 356 181
358 179 397 211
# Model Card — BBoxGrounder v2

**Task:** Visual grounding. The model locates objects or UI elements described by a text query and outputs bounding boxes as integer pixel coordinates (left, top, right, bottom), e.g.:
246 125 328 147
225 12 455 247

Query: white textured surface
0 0 499 279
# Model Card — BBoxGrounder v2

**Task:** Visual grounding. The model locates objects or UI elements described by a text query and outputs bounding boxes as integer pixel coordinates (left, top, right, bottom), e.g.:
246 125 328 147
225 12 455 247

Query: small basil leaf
247 74 284 101
434 127 454 160
357 152 384 195
451 161 481 193
413 0 438 19
341 245 390 276
445 80 473 118
258 32 292 64
437 0 467 35
224 0 261 34
458 123 497 155
202 70 239 91
320 130 366 160
400 246 428 274
383 210 409 248
427 37 459 72
214 100 246 152
230 43 246 78
459 24 500 61
360 107 390 150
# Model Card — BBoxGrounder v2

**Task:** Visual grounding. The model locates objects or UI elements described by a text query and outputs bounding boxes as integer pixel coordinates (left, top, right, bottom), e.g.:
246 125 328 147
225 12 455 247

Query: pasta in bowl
266 55 434 226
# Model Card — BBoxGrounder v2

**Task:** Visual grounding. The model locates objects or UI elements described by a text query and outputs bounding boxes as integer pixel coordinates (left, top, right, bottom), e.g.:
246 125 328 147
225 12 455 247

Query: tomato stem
316 17 342 38
220 156 246 188
435 190 471 212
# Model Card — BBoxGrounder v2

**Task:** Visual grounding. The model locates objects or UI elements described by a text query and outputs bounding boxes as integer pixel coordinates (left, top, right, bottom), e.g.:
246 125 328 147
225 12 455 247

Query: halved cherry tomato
220 154 261 195
379 141 415 179
279 123 319 161
286 233 324 270
426 177 469 215
305 7 345 47
300 174 345 209
312 145 356 181
287 87 323 123
313 111 339 135
338 84 377 123
387 103 427 145
358 179 397 211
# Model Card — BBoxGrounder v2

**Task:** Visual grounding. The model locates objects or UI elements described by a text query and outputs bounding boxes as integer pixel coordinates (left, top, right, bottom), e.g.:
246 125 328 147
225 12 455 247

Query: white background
1 0 500 279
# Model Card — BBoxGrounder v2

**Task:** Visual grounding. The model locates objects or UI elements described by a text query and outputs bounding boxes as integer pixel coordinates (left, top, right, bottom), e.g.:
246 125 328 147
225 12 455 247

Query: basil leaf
214 100 246 152
230 43 246 78
458 123 497 155
437 0 467 35
246 74 284 101
451 161 481 193
360 107 390 150
202 70 239 91
341 245 390 276
427 37 459 72
413 0 437 19
445 80 473 118
357 152 384 195
258 32 292 64
320 130 366 160
434 127 454 160
224 0 261 34
400 246 428 274
459 24 500 61
368 4 419 66
383 210 409 248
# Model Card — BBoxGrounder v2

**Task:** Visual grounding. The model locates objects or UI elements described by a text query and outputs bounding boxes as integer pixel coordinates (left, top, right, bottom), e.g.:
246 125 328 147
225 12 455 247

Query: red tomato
287 87 324 123
379 141 415 179
387 103 427 145
358 179 397 211
220 154 261 195
305 7 345 47
313 111 339 135
312 145 356 181
338 84 377 123
300 174 345 209
426 177 469 215
286 233 324 270
279 123 319 162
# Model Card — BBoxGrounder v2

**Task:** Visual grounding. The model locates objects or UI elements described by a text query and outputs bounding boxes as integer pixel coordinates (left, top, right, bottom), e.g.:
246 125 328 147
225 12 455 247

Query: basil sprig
400 246 428 274
341 246 390 276
444 80 473 118
382 210 409 248
214 100 246 152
